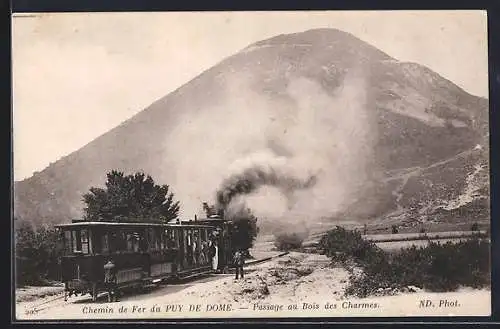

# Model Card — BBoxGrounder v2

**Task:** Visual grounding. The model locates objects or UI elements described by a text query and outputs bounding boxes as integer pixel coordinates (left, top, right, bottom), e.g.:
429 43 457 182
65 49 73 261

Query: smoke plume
215 159 317 211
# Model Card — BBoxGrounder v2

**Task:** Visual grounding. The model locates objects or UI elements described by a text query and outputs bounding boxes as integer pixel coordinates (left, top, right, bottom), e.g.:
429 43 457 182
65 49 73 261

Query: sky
12 10 489 181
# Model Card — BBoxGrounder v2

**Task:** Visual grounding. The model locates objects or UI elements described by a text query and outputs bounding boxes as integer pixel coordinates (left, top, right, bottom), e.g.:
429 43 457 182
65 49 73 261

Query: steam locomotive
54 216 233 302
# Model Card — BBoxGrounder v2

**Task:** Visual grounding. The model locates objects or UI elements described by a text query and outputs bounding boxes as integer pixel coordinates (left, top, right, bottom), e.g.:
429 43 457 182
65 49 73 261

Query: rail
245 252 289 266
22 251 291 310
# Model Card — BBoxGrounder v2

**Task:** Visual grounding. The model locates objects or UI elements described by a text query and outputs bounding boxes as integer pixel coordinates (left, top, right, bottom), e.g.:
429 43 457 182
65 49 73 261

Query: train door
187 229 193 268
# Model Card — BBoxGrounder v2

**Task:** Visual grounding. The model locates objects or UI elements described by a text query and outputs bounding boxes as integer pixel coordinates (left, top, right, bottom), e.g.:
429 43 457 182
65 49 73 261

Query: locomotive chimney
195 214 198 221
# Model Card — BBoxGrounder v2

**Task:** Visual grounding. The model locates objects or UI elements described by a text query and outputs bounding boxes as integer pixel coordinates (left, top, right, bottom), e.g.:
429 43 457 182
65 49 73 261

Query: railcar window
71 230 80 252
148 228 161 251
146 229 152 250
68 229 89 254
126 232 140 252
109 232 117 252
64 230 72 254
126 233 133 251
165 229 174 248
102 234 109 253
160 229 165 249
109 231 128 253
184 230 189 252
174 229 180 248
81 229 89 254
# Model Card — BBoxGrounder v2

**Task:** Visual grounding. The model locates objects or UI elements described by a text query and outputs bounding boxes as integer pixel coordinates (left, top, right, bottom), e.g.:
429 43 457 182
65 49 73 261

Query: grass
375 239 469 252
363 230 488 243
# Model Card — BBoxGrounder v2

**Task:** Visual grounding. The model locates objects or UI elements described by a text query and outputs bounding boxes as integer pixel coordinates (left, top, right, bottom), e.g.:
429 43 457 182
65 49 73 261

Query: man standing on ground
233 249 245 280
104 259 119 302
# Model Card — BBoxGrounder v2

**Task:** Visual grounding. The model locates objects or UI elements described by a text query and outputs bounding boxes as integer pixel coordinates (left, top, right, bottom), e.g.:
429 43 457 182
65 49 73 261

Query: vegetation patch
274 232 307 251
319 226 490 298
15 222 62 286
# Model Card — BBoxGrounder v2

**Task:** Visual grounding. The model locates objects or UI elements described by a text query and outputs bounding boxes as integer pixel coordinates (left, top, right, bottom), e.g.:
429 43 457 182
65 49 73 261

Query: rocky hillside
14 28 489 227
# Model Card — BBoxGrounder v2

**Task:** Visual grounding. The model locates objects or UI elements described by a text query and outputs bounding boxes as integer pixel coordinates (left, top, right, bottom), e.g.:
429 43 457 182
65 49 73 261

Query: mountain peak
14 29 488 227
244 28 393 62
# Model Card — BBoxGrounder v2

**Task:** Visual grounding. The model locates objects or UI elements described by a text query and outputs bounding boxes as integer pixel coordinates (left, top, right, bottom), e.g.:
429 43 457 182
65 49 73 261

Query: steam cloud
161 64 376 238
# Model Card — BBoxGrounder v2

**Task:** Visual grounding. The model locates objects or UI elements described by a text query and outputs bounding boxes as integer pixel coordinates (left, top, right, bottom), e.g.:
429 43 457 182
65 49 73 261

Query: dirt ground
15 249 490 320
15 252 349 319
16 284 65 303
15 230 492 320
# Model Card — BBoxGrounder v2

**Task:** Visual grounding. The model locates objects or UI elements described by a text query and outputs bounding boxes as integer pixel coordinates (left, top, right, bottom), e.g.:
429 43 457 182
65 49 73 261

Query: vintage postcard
12 10 491 321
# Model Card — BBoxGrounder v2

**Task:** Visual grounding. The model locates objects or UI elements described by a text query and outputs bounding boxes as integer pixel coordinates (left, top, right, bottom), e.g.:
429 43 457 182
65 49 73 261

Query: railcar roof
54 221 216 229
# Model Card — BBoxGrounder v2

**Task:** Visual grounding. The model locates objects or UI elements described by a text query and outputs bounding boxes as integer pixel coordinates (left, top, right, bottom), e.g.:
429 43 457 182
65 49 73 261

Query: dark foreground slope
14 28 489 226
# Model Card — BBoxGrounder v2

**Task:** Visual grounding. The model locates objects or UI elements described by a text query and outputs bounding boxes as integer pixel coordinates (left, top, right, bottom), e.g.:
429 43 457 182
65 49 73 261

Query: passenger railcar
55 219 233 302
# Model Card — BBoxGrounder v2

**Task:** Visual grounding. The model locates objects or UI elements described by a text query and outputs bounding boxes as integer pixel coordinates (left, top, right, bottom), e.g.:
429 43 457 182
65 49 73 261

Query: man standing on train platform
233 249 245 280
208 239 218 271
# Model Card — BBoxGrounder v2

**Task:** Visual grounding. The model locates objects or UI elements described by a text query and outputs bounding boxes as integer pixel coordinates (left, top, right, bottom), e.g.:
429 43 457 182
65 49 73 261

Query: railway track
20 251 291 312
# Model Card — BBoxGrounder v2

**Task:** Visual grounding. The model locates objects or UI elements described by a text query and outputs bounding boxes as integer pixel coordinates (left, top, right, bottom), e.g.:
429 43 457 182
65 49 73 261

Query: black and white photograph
12 10 491 320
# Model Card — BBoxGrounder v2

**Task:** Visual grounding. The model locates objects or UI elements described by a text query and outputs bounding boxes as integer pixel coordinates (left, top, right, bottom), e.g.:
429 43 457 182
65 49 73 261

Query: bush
15 222 63 286
391 225 399 234
319 226 386 266
389 239 490 292
320 227 491 298
274 232 305 251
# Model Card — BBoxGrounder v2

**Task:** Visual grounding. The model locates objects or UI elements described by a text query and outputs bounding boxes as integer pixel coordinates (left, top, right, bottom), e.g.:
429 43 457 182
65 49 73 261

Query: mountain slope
14 28 489 227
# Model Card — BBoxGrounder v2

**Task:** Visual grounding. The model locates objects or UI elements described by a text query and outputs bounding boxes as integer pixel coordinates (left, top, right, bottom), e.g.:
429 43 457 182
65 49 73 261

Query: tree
83 170 180 223
228 207 259 256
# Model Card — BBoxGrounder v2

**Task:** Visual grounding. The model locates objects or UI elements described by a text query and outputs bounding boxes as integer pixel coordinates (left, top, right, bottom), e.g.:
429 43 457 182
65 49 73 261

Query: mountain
13 28 489 228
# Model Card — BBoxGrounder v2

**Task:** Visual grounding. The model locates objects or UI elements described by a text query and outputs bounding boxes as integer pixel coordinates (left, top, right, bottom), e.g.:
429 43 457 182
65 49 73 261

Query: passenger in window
200 240 208 264
186 237 193 266
192 236 198 266
166 237 175 249
139 235 148 252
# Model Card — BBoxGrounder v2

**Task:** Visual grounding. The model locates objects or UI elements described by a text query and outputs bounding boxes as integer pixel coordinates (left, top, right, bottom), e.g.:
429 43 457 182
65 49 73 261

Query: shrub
392 225 399 234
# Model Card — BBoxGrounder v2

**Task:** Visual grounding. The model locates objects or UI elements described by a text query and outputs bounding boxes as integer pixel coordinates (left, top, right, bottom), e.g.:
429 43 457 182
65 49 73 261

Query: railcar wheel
91 283 97 302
